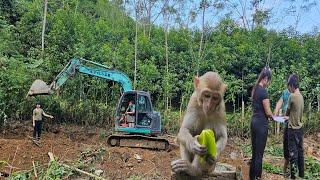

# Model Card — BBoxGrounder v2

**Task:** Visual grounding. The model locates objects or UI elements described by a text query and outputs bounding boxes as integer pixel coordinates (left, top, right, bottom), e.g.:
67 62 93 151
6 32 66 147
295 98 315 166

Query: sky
147 0 320 34
124 0 319 34
193 0 320 34
260 0 319 33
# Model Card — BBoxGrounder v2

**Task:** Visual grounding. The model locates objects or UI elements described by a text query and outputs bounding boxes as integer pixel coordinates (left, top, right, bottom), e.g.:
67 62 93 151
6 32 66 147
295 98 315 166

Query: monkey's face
194 72 227 115
200 89 222 115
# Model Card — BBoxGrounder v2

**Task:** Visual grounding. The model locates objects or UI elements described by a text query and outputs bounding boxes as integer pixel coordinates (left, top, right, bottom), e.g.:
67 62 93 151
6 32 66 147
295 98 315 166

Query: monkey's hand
206 156 217 166
191 135 207 156
171 159 200 176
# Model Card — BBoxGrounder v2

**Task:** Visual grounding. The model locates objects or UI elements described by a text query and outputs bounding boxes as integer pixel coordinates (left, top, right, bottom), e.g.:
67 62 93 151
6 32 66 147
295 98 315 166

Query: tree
41 0 48 58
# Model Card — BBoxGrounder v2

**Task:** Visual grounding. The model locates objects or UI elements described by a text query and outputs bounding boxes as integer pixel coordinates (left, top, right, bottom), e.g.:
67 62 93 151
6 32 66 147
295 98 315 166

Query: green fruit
198 129 217 165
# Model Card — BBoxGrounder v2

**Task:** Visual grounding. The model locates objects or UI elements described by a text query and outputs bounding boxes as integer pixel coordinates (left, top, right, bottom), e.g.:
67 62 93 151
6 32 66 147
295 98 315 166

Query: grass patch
305 156 320 179
263 162 282 175
265 144 283 157
237 140 251 156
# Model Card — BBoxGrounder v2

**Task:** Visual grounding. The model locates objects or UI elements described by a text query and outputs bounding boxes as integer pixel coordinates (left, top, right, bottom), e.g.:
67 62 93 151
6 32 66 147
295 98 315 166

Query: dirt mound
0 122 104 175
96 147 178 179
1 121 32 138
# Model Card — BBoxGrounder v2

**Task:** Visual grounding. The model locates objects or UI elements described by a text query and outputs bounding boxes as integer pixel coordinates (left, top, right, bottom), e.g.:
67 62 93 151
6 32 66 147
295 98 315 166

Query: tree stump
171 163 241 180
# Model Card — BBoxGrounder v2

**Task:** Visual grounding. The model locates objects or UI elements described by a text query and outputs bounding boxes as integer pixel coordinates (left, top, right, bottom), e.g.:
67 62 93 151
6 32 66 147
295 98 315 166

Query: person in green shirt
285 74 304 179
274 87 290 176
119 100 136 127
125 101 135 127
126 101 135 116
33 102 54 140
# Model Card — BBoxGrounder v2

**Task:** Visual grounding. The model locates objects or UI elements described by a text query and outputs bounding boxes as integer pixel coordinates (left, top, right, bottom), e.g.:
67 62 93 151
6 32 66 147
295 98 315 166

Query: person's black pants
288 128 304 179
33 120 42 139
250 116 268 180
283 122 289 160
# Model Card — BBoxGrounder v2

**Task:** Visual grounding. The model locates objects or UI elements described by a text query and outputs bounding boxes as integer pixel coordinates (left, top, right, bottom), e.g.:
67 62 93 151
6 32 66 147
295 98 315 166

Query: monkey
171 71 228 177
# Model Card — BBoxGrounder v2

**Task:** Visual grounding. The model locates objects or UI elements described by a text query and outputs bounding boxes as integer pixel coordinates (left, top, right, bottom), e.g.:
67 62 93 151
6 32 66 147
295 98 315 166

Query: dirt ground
0 121 319 179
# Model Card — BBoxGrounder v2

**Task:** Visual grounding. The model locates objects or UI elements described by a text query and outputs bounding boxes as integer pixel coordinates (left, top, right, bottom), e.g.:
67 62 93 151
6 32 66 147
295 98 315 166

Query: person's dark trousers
288 128 304 179
33 120 43 140
250 116 268 180
283 122 290 176
283 122 289 160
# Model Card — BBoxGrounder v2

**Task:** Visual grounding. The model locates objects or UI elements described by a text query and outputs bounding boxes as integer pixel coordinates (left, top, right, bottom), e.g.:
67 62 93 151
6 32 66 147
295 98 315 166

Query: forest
0 0 319 179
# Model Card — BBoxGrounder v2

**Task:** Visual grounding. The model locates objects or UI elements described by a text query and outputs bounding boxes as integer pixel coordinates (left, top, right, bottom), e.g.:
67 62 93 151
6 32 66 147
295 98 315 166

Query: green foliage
0 57 32 121
9 161 73 180
99 131 107 140
0 0 319 134
9 171 32 180
0 16 20 56
263 156 320 179
263 162 282 175
237 140 251 156
305 156 320 179
265 144 283 157
239 137 320 178
129 175 144 180
304 111 320 134
42 161 73 179
162 110 180 134
226 110 251 138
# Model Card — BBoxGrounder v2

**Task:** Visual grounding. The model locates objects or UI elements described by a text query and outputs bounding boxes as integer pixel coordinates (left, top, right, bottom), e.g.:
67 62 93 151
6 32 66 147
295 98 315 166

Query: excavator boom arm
52 58 133 92
28 58 133 96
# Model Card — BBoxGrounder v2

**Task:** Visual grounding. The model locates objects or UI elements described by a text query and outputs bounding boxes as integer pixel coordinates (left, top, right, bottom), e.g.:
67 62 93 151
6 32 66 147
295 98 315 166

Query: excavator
27 58 170 150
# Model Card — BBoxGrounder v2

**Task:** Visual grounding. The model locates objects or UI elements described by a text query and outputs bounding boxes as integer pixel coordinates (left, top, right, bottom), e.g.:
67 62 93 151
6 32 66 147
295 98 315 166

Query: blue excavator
27 58 169 150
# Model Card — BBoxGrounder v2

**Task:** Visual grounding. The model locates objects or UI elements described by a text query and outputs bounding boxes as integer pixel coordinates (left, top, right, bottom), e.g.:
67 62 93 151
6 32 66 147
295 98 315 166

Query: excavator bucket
27 79 53 96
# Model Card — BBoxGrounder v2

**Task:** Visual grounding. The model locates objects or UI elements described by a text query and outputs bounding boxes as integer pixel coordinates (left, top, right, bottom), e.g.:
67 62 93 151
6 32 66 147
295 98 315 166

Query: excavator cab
109 91 169 150
115 91 161 135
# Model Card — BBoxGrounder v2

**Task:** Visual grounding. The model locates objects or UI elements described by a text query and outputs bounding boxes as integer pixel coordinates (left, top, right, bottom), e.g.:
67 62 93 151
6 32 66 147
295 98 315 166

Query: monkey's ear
220 83 227 94
194 76 200 88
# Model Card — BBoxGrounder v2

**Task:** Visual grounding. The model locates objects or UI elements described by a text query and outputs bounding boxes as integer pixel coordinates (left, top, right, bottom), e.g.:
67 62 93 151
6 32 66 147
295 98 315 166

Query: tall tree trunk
308 101 311 130
134 1 139 90
165 27 169 110
198 0 206 76
240 0 249 30
41 0 48 59
164 0 169 111
317 95 320 112
241 74 244 129
179 94 184 119
251 0 259 29
147 0 152 39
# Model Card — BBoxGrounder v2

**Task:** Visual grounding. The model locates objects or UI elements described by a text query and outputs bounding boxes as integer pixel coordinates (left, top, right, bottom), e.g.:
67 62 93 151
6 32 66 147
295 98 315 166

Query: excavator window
137 95 151 112
119 94 136 113
136 95 152 127
117 94 136 126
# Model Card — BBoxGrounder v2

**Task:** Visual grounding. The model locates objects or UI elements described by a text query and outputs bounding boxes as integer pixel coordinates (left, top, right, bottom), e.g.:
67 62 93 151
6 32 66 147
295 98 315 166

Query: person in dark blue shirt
250 67 273 180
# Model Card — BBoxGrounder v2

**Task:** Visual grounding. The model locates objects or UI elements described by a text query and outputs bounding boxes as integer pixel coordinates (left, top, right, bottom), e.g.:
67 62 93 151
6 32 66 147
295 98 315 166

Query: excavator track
107 134 170 151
